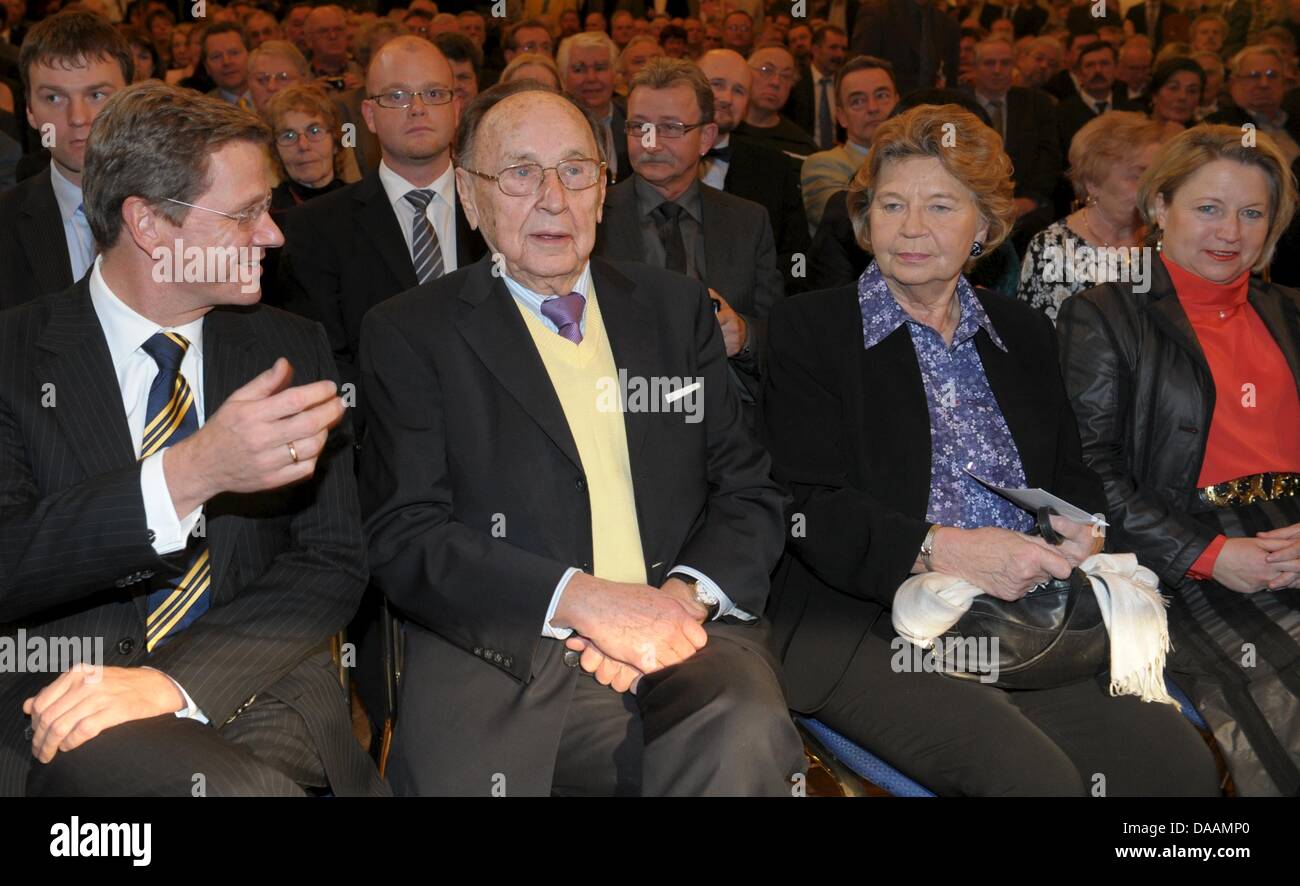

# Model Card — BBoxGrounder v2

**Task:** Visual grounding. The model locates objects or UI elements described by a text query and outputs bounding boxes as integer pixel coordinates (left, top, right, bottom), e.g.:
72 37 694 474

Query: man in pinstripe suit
0 83 384 796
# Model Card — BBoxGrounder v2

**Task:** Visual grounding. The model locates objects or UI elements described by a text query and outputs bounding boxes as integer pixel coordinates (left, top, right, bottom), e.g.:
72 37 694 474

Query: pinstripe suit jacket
0 279 384 796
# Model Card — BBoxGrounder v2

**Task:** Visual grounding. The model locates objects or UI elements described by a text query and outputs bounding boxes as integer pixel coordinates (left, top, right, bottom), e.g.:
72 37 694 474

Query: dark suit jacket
1056 90 1144 159
852 0 961 96
0 281 383 796
280 168 488 391
610 98 632 185
761 283 1106 712
593 176 785 401
965 86 1061 205
722 136 811 295
785 63 846 149
0 166 73 310
1125 3 1177 44
1205 104 1300 149
359 254 787 794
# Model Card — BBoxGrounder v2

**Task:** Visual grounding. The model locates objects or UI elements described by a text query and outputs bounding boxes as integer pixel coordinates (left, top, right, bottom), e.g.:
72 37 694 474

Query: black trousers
550 624 806 797
25 695 327 797
816 615 1221 797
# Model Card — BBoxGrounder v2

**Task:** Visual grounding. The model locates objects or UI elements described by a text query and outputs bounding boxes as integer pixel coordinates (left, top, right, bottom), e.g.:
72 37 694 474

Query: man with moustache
596 58 783 420
360 80 802 795
0 11 131 310
1057 41 1142 156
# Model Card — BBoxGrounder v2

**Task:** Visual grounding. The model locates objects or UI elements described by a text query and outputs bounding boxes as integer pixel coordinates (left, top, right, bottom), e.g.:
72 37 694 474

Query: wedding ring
287 441 299 464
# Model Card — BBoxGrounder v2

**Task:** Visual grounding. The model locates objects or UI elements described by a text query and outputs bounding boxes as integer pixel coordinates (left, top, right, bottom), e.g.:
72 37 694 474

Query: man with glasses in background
595 58 783 425
736 43 817 157
1206 44 1300 165
283 35 486 393
360 78 803 796
0 82 384 797
305 5 362 93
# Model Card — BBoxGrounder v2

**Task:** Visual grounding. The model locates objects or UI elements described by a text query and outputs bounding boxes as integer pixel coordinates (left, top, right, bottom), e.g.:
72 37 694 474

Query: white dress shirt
49 162 96 283
699 133 731 190
88 256 208 722
377 159 459 275
500 266 755 638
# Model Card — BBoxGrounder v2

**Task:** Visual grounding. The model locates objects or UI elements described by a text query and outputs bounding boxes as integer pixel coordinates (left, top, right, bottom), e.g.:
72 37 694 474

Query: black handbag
936 508 1110 690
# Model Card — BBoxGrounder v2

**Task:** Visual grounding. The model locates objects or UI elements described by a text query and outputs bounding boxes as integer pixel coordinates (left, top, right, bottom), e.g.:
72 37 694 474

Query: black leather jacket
1057 257 1300 586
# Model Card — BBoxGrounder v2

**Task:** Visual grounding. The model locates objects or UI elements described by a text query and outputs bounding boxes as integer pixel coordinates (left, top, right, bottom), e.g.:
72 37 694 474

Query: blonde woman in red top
1059 124 1300 795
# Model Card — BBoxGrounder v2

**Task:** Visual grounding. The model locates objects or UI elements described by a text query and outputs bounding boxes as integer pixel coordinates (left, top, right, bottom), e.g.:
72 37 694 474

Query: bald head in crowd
361 35 459 184
697 49 751 136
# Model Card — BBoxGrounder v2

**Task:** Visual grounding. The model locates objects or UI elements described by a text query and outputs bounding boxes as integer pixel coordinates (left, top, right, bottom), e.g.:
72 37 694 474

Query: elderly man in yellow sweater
359 80 804 796
799 55 899 234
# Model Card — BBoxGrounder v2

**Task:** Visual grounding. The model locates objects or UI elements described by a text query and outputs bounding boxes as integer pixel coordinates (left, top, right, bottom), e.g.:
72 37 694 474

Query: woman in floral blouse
762 105 1218 796
1017 111 1167 323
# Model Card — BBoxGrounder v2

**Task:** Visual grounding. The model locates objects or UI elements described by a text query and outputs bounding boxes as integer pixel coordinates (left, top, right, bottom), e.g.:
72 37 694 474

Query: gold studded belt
1198 472 1300 508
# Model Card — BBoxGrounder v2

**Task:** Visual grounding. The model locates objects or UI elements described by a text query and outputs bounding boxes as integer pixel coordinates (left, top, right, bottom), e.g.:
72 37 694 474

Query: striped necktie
404 189 444 284
140 332 211 652
540 292 586 344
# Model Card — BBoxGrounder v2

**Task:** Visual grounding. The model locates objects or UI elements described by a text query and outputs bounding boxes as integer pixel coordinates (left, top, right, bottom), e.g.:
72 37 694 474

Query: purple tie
540 292 586 344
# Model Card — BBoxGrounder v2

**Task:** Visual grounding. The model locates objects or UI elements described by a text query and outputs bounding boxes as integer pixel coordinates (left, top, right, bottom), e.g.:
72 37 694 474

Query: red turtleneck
1161 256 1300 579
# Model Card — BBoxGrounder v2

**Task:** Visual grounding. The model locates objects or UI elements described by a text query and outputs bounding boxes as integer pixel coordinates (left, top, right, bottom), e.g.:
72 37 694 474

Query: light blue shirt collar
502 261 593 336
48 161 83 224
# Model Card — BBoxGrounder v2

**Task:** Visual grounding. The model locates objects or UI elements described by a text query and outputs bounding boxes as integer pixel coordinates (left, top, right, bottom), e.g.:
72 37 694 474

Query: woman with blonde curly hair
1059 124 1300 795
763 104 1219 796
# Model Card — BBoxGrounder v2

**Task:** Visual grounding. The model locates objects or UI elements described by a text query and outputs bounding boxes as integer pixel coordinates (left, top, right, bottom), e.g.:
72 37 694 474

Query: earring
1156 239 1163 253
1085 194 1098 206
970 241 984 257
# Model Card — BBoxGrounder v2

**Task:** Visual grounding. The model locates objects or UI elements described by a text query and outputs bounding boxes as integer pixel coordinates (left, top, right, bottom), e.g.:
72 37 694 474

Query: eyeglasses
568 61 611 75
276 123 331 146
518 40 553 54
1239 68 1281 82
368 88 455 109
460 158 606 196
623 120 708 139
309 26 346 38
750 63 795 84
253 71 297 87
164 194 273 228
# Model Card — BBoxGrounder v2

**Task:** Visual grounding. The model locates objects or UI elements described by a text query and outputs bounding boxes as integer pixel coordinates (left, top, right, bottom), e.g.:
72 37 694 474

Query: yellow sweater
515 287 647 585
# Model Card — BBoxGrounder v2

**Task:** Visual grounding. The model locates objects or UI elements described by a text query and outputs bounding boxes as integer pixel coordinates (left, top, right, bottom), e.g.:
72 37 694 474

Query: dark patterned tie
818 77 835 149
140 332 211 652
540 293 586 344
652 201 689 275
403 189 444 284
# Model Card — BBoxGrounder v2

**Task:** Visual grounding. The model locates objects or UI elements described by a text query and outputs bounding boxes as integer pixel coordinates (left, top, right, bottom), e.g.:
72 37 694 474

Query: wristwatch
671 573 719 620
920 524 941 572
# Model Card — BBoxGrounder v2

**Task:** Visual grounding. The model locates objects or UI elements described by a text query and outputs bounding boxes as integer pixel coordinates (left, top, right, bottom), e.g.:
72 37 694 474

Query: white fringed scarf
891 553 1178 706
